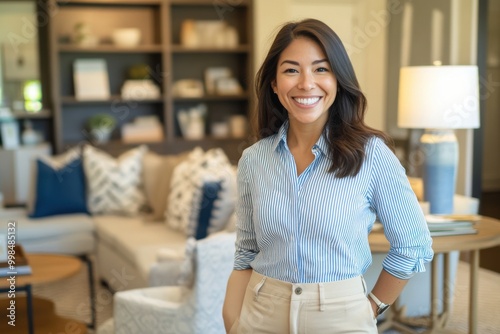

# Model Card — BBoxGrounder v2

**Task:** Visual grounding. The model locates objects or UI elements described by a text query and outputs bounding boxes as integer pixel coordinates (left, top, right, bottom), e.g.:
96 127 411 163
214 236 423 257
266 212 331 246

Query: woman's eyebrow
279 59 329 66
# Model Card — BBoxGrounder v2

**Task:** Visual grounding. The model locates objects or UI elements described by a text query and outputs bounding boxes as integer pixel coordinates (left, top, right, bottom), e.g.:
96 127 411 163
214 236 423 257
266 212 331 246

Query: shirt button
295 287 302 295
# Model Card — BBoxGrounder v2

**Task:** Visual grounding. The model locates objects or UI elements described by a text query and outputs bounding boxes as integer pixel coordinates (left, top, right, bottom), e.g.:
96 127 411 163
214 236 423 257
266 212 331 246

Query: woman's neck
286 122 323 153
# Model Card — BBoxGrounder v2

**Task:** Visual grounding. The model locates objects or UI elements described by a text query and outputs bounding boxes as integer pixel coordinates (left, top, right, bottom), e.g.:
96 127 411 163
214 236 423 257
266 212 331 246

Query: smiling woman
222 18 434 334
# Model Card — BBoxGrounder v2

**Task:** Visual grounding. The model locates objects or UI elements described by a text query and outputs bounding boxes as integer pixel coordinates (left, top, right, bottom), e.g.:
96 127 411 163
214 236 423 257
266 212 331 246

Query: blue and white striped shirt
234 122 433 282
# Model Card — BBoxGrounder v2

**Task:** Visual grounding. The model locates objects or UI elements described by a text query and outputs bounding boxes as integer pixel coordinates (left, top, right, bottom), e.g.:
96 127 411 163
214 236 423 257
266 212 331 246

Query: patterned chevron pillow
166 147 236 238
83 145 147 215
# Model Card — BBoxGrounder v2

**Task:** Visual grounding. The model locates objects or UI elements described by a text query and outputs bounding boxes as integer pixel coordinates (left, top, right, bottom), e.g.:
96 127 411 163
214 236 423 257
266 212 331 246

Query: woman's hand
223 269 253 332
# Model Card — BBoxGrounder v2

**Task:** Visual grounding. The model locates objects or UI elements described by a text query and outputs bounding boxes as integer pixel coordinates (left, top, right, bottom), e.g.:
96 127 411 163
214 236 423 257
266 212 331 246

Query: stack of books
0 245 32 277
426 214 479 237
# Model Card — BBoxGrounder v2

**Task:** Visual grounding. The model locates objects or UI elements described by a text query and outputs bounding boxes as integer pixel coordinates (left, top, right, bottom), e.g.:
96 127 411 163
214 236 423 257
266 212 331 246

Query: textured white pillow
166 147 236 237
83 145 147 215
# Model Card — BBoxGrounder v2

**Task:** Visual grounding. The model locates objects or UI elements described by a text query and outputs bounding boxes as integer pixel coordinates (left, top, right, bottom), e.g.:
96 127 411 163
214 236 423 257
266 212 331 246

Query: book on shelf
0 244 32 277
73 58 110 101
425 214 478 237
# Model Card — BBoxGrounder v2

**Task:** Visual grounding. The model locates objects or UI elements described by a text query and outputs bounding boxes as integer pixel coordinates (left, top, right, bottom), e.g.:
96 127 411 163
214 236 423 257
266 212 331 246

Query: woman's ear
271 80 277 94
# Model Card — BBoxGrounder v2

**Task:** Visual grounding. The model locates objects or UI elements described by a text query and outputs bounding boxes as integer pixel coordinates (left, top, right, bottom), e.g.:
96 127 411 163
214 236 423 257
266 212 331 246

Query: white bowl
112 28 141 47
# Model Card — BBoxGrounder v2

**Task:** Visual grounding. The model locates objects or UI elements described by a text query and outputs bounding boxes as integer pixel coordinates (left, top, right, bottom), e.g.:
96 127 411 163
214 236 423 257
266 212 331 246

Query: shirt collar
272 121 329 157
271 121 289 152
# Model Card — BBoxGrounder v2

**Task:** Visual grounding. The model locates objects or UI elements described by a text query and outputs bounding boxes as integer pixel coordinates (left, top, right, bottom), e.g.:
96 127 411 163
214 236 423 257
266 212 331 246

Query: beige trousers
229 271 378 334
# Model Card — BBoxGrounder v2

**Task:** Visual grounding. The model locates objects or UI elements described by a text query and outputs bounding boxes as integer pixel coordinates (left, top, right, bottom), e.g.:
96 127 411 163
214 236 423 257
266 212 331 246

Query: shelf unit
45 0 254 158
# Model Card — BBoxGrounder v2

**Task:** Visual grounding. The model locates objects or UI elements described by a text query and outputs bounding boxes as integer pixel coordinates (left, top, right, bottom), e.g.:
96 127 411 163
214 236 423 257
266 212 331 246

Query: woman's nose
297 72 316 90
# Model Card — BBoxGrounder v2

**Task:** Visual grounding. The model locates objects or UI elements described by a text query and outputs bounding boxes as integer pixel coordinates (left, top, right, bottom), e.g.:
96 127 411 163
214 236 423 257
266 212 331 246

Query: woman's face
272 37 337 128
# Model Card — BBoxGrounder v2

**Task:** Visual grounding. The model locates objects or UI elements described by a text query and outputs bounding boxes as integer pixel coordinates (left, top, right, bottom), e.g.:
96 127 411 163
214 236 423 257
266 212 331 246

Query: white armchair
98 231 236 334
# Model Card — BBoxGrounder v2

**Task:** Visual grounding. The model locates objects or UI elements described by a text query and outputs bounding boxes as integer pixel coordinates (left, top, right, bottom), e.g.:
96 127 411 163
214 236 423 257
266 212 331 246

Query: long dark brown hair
255 18 393 178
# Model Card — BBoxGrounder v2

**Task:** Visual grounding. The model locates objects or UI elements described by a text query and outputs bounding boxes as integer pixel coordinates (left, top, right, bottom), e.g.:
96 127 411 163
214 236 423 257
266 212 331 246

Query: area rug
31 260 499 333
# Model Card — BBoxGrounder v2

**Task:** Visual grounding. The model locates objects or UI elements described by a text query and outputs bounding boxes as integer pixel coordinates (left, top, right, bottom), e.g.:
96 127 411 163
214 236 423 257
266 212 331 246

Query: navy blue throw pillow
30 157 88 218
194 182 222 240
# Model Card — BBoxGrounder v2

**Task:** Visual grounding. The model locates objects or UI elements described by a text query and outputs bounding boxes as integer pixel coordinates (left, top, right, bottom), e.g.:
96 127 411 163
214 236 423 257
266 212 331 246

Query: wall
254 0 388 131
384 0 478 196
452 0 478 196
483 1 500 191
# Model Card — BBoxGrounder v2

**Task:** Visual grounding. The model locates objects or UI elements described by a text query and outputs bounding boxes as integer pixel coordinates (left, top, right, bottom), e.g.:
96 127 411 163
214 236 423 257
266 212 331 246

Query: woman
223 18 433 333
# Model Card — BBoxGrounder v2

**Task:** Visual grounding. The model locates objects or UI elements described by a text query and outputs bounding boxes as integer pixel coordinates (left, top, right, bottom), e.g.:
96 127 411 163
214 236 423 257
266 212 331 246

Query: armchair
99 231 236 334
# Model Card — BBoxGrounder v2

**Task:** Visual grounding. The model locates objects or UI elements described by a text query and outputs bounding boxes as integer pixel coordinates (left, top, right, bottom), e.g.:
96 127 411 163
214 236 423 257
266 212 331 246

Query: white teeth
294 97 320 105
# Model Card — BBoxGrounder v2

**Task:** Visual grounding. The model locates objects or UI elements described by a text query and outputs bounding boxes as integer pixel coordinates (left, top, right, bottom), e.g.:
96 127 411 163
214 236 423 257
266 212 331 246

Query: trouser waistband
249 271 367 306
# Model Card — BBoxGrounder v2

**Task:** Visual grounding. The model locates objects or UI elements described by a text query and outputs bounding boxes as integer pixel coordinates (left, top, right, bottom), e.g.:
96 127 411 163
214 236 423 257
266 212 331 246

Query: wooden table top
369 216 500 253
0 254 82 288
0 296 87 334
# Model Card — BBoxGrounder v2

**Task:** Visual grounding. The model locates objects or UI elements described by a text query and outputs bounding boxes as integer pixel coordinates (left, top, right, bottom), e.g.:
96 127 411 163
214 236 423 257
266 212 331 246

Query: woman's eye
284 68 299 73
316 67 329 72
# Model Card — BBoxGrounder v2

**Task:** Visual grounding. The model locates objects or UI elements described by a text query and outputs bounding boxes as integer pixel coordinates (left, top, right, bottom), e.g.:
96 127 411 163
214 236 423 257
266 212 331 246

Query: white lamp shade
398 66 480 129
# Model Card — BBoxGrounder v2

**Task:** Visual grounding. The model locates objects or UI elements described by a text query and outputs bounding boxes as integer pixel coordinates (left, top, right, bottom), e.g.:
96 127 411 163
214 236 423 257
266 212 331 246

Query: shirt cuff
233 248 257 270
382 250 433 280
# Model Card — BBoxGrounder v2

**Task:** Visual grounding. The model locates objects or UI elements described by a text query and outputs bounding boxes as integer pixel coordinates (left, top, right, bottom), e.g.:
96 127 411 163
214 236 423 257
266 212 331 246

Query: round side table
0 253 87 334
369 216 500 334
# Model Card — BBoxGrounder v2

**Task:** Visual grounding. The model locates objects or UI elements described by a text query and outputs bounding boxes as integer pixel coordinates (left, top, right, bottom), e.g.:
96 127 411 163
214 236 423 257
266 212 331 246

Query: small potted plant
88 114 116 144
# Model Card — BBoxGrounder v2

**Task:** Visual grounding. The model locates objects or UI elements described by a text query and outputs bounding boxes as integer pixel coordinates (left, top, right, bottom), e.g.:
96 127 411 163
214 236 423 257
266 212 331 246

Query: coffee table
0 253 87 334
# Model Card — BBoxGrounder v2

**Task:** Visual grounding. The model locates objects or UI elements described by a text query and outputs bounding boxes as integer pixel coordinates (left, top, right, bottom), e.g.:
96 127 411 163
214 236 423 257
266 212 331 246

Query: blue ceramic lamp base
420 129 458 215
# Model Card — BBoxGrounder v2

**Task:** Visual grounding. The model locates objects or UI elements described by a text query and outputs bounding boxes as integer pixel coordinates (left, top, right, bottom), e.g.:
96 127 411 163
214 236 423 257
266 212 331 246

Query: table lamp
397 65 480 214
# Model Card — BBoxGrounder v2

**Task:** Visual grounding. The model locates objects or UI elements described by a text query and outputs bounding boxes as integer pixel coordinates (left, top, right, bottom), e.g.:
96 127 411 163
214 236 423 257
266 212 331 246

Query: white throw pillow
83 145 147 215
166 147 236 238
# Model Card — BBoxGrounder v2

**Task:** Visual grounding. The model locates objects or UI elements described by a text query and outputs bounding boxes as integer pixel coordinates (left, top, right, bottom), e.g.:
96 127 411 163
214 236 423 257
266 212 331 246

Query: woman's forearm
368 269 409 316
223 269 253 332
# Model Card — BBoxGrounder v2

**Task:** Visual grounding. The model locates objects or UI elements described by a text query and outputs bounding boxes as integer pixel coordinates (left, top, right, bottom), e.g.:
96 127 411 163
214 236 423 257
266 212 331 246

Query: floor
478 191 500 273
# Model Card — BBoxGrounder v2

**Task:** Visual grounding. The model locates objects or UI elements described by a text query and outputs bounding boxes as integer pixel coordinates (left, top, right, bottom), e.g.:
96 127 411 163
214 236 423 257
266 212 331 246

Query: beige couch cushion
0 210 95 255
94 215 187 280
142 151 189 221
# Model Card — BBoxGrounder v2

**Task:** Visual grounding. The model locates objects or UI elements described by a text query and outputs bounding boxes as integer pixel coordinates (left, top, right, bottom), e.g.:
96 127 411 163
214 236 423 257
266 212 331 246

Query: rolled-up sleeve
369 139 434 279
233 152 259 270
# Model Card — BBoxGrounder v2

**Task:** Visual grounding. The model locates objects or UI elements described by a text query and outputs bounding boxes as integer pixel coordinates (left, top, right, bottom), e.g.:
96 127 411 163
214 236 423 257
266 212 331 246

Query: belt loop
361 276 367 294
253 276 266 301
319 283 325 311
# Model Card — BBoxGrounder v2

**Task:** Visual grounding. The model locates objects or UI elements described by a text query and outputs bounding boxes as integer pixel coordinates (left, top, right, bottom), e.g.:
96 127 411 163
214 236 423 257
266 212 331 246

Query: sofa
94 211 236 291
0 144 238 295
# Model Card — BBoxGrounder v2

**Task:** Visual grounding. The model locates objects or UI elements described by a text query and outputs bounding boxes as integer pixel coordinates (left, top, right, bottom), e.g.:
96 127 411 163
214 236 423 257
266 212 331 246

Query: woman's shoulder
365 135 385 152
363 135 396 163
241 134 279 160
